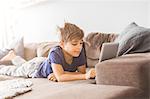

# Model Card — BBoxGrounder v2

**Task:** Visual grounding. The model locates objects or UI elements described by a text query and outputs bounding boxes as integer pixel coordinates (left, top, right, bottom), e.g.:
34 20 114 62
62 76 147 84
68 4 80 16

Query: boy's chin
72 54 80 57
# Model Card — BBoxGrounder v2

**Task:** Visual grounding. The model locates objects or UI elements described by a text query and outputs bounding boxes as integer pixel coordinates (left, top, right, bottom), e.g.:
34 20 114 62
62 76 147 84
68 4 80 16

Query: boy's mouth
74 51 80 53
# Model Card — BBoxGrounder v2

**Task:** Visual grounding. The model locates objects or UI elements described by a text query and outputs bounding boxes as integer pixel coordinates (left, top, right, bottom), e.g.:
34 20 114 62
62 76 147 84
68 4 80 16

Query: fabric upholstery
13 78 142 99
0 33 147 99
37 42 59 57
96 53 150 97
24 43 38 61
24 42 59 60
84 32 118 67
115 22 150 56
0 42 148 99
23 33 118 66
115 22 137 42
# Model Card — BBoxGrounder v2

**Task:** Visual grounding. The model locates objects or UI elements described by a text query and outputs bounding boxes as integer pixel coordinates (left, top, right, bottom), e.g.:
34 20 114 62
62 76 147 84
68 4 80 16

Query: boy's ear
60 41 64 48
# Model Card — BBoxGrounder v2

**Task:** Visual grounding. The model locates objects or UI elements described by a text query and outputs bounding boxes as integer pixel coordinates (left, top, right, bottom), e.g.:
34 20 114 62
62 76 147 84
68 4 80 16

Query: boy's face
62 39 83 57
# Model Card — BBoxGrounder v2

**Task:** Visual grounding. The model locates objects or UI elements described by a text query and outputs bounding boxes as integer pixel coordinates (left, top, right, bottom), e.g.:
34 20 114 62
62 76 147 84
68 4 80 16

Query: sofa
0 22 150 99
0 32 149 99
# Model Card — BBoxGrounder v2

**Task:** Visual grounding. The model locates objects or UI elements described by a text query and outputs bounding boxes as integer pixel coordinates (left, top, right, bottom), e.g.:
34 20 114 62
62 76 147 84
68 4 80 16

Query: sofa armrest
95 55 149 94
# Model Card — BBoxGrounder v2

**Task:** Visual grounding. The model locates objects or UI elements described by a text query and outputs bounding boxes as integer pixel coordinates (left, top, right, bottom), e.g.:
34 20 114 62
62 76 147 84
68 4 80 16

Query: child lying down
0 23 95 82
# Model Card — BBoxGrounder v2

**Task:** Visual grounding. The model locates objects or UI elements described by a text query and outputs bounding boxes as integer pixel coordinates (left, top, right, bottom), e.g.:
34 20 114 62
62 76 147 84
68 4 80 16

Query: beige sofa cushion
37 42 59 57
24 42 59 60
24 43 38 61
15 78 142 99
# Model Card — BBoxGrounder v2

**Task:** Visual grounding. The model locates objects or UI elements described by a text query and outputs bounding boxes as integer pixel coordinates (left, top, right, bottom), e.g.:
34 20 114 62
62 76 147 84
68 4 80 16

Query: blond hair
58 23 84 42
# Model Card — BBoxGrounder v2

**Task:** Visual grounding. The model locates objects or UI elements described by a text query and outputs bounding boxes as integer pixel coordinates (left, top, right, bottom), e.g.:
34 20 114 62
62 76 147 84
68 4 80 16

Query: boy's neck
62 49 73 65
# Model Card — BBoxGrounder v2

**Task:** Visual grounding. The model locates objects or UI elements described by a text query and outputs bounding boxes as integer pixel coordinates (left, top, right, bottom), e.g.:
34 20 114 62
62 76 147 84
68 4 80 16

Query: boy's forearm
64 71 85 74
57 73 86 82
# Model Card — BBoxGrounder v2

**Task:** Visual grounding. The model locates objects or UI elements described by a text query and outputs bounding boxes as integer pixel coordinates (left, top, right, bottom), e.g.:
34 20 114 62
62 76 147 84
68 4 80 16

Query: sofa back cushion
24 32 118 66
24 42 59 60
115 22 150 56
24 43 38 61
37 42 59 57
115 22 137 42
84 32 118 67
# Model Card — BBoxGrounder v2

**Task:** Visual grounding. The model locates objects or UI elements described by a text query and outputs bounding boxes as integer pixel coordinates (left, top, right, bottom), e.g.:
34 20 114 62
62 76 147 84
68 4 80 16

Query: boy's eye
72 43 77 46
71 42 83 46
80 42 83 45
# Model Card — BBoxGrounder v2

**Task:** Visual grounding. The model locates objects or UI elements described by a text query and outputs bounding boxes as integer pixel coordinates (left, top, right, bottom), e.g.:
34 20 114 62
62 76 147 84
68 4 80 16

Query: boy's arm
64 65 86 74
77 65 86 74
51 63 86 82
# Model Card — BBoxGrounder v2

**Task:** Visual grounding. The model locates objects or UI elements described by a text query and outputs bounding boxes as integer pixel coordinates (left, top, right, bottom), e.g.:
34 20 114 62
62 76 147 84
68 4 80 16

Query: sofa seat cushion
15 78 142 99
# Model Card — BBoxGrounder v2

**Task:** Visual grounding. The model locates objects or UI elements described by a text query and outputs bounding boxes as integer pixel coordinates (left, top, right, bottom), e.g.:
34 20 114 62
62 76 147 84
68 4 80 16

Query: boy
35 23 96 82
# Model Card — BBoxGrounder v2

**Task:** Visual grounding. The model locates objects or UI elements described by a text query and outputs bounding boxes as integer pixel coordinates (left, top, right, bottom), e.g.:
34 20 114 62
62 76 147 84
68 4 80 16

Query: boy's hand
47 73 57 82
85 68 96 79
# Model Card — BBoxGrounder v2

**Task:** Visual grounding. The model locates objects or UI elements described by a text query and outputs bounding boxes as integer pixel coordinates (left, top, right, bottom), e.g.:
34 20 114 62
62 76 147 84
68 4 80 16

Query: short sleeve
49 51 62 65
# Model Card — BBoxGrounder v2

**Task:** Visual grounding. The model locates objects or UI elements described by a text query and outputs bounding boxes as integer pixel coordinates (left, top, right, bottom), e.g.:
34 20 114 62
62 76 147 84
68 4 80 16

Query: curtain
0 2 9 49
0 6 15 49
0 0 49 49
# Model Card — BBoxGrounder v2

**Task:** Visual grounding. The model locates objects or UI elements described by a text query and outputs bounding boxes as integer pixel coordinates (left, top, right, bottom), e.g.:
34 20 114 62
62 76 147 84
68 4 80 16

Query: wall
11 0 149 43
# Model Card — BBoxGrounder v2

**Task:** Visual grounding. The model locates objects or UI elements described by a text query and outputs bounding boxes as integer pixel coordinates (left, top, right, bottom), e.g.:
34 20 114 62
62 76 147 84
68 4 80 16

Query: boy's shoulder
50 45 62 54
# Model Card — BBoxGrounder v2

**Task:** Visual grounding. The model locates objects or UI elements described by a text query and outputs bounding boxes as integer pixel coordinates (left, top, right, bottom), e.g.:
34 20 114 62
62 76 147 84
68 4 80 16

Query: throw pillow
116 22 150 56
24 43 38 61
6 37 24 58
84 32 118 67
37 42 58 57
115 22 137 42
